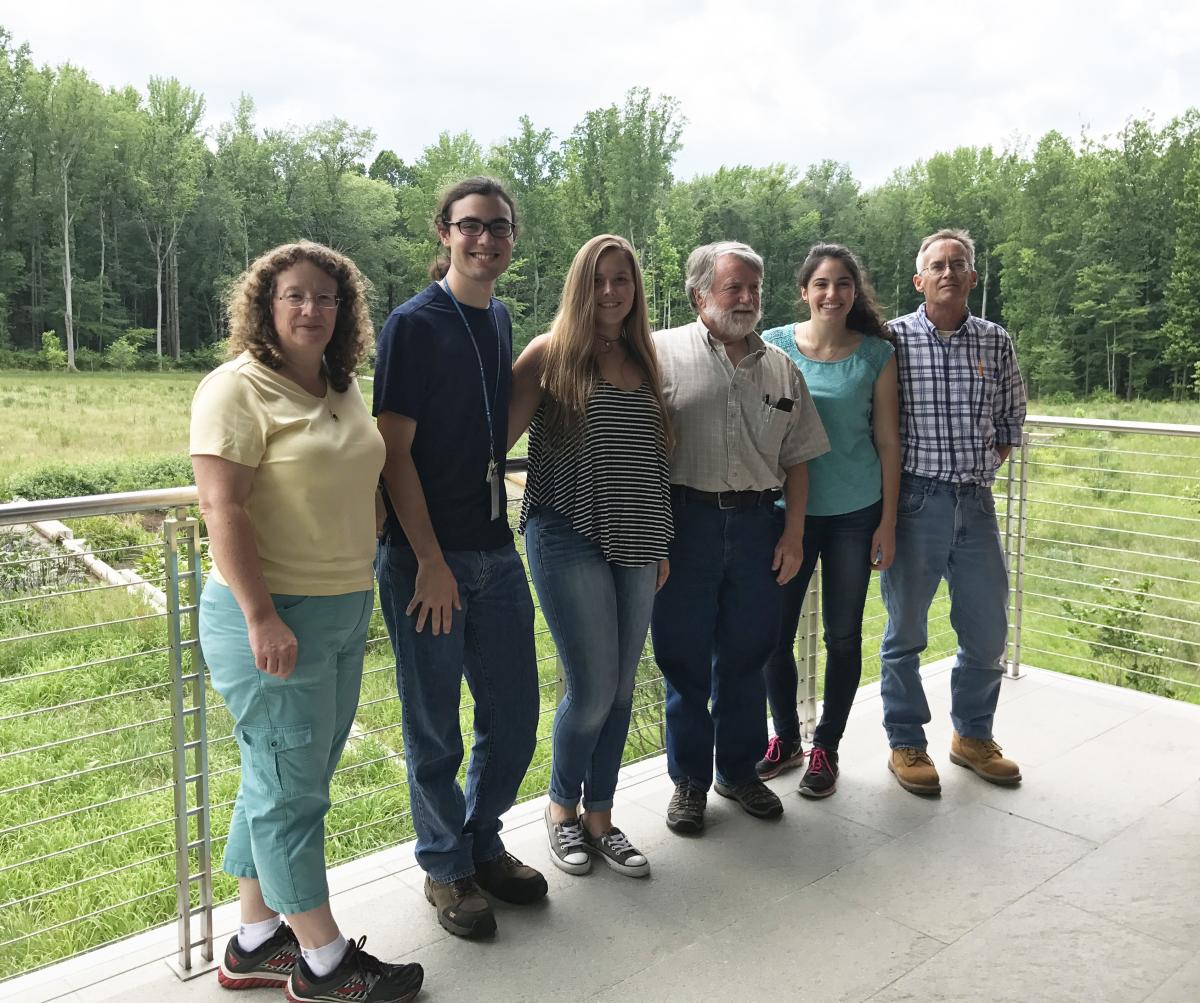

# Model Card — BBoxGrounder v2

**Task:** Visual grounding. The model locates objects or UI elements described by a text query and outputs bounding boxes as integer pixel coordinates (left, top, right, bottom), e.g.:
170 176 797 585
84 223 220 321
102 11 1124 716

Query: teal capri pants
199 580 373 915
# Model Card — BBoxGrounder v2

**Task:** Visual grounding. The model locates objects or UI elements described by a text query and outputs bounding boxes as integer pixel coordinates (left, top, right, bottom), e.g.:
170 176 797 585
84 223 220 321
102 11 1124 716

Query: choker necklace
595 331 623 354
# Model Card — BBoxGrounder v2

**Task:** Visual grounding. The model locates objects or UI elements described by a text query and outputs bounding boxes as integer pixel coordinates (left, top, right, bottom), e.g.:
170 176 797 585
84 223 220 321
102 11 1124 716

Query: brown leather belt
673 486 783 510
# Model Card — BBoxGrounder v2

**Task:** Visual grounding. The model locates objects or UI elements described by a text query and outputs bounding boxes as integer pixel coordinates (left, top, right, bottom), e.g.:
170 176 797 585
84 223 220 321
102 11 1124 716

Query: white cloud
7 0 1198 187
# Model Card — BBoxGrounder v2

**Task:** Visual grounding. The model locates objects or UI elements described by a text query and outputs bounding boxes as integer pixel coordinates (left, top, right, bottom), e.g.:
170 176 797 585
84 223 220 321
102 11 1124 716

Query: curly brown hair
226 241 373 392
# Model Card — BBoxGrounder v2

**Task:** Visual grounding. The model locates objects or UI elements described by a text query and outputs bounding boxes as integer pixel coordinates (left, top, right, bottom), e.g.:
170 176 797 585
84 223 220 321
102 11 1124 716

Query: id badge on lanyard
442 280 504 521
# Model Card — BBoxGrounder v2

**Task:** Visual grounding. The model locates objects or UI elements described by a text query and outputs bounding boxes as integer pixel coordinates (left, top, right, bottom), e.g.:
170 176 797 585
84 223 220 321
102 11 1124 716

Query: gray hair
915 228 976 273
685 241 764 306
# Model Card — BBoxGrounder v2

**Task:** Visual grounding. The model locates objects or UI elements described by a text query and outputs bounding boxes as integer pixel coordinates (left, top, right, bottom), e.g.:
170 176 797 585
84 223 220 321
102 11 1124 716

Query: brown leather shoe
424 875 496 938
888 747 942 795
473 851 548 905
950 733 1022 785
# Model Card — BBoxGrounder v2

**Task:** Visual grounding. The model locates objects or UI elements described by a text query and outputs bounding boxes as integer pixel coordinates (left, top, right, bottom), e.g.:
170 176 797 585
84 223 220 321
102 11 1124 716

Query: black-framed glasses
446 217 516 239
277 292 340 310
921 259 972 276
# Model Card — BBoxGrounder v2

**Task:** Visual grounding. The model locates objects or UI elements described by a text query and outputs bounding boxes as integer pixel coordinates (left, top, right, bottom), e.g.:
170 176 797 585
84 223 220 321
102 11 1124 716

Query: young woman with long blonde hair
509 234 673 879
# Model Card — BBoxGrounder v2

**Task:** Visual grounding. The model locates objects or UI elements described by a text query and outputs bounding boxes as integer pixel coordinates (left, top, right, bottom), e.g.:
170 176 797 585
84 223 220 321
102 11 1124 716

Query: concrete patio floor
8 661 1200 1003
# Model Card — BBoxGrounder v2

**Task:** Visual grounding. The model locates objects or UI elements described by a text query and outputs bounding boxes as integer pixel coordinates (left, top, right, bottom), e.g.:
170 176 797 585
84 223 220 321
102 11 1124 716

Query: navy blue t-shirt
373 282 513 552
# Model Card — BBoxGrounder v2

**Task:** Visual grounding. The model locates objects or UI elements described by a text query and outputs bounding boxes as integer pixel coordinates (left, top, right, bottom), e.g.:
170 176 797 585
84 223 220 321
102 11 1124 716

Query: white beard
704 303 761 340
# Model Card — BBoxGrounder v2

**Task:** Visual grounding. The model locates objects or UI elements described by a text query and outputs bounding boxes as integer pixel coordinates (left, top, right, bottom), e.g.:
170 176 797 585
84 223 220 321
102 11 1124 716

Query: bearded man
651 241 829 833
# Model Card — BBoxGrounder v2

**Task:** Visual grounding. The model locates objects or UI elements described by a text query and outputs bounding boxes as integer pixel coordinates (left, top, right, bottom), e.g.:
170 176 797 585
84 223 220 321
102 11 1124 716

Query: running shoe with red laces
755 735 805 780
285 936 423 1003
217 922 300 990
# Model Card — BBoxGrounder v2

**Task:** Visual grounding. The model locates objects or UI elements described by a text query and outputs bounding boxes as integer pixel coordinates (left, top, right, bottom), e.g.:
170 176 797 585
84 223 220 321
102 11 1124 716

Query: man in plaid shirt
880 228 1027 795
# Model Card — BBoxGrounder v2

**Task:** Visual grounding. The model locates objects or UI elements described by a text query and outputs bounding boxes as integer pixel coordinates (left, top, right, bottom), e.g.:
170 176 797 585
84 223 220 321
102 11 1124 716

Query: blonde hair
540 234 673 449
226 241 373 392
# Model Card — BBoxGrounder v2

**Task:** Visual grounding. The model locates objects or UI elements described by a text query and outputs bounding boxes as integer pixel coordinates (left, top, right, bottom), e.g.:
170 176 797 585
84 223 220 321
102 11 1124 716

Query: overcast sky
7 1 1199 187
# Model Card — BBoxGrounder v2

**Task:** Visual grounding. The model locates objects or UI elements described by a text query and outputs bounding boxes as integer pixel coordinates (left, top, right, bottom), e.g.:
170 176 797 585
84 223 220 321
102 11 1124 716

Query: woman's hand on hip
247 612 299 679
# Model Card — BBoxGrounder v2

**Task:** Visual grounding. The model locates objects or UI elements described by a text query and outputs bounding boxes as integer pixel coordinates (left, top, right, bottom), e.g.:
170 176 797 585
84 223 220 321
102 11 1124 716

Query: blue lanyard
440 280 502 469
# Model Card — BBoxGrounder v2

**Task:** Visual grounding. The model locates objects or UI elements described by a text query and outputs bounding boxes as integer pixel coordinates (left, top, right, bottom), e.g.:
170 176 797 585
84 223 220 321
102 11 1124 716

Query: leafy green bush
104 338 138 371
4 455 194 502
0 347 43 369
74 347 103 371
40 331 66 370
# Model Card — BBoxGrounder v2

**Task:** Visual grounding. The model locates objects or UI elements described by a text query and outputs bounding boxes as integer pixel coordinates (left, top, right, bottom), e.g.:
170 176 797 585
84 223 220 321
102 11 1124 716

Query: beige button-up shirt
654 320 829 492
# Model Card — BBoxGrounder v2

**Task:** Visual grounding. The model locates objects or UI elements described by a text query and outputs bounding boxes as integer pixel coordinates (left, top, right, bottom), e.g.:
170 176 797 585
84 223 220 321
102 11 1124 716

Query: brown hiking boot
950 733 1022 785
424 875 496 938
888 747 941 795
474 851 548 905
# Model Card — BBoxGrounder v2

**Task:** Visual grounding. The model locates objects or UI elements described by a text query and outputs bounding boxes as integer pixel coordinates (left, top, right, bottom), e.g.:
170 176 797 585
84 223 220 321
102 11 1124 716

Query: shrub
74 347 104 371
104 338 139 371
41 331 67 370
5 455 195 502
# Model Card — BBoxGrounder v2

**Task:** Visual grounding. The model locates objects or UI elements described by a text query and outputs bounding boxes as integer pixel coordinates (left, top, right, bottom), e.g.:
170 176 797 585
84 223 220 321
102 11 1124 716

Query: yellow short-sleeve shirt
190 352 385 596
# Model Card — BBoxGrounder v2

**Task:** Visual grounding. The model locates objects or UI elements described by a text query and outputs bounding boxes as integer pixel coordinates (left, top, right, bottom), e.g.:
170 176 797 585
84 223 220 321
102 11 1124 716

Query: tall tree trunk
980 250 990 321
60 169 76 371
98 204 106 348
154 237 164 367
171 244 181 359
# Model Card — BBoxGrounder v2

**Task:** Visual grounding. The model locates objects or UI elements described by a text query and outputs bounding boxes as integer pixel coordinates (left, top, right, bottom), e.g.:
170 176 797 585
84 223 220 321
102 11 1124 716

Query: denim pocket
898 489 927 516
977 488 997 517
236 723 313 796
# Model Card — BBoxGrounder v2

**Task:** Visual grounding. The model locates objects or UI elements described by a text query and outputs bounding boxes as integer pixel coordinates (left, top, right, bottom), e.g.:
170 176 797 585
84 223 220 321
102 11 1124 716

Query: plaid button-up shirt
890 304 1026 485
654 321 829 492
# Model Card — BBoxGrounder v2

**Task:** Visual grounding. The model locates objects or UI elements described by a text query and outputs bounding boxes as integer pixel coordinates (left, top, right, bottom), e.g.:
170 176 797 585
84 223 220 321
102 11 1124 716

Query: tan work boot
950 733 1022 785
888 747 942 795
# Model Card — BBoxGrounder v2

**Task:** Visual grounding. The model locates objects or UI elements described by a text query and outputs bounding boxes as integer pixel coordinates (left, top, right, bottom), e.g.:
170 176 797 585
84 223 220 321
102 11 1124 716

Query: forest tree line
1 26 1199 399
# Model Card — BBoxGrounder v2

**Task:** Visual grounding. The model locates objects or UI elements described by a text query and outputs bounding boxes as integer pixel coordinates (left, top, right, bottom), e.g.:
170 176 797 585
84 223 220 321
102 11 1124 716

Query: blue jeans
200 581 373 915
880 474 1010 749
651 495 782 788
764 500 880 751
525 508 657 812
376 540 538 883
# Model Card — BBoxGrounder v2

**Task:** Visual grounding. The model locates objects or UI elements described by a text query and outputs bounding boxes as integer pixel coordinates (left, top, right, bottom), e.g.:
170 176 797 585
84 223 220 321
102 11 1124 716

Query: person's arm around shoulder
377 412 461 635
193 455 298 678
871 351 901 570
507 333 551 451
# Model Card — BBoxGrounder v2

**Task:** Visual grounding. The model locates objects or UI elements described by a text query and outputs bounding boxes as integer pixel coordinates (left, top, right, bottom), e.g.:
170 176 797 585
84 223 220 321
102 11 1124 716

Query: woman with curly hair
755 243 900 801
508 234 673 879
191 241 423 1002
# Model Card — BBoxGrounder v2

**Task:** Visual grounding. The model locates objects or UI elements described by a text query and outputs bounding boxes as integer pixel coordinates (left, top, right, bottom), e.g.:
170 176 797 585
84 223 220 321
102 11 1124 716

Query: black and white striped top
519 380 673 567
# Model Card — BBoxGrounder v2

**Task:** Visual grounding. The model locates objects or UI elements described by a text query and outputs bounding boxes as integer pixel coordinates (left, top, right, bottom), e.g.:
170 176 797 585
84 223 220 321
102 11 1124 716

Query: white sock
302 934 348 978
237 914 281 953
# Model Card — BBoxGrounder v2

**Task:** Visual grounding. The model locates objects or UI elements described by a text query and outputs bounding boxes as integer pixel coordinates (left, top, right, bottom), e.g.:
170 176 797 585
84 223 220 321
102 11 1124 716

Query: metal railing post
1006 432 1030 679
795 562 821 740
164 507 214 979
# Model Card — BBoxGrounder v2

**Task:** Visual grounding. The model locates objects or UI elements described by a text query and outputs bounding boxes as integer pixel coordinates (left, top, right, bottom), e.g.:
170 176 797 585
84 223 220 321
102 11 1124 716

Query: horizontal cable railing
1 415 1197 983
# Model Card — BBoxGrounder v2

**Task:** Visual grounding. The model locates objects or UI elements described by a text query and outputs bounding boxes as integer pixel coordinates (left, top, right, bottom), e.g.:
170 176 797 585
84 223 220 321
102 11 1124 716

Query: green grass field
0 370 1197 980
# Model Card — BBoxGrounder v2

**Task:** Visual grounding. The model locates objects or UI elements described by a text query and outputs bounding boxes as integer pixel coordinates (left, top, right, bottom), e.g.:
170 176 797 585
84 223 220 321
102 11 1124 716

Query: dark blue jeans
651 495 782 788
763 500 881 751
376 539 539 883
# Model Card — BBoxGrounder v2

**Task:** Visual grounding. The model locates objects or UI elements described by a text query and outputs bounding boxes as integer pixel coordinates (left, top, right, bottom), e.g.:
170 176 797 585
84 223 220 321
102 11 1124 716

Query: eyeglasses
445 218 516 239
277 292 340 310
921 259 972 276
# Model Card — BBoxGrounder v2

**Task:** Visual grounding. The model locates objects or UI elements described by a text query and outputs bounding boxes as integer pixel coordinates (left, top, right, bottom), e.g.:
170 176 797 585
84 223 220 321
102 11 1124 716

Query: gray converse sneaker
584 825 650 878
544 805 591 875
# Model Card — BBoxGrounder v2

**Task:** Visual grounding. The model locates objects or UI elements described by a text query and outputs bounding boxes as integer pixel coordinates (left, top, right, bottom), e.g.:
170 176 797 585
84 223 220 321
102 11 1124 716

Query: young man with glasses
374 177 546 939
880 228 1027 795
